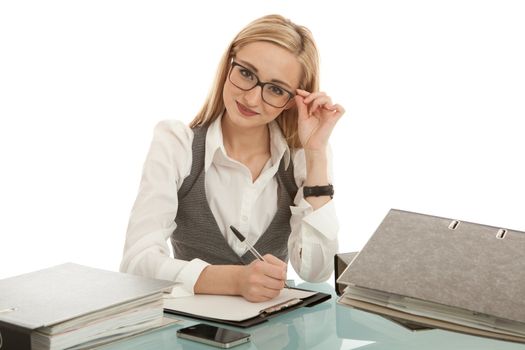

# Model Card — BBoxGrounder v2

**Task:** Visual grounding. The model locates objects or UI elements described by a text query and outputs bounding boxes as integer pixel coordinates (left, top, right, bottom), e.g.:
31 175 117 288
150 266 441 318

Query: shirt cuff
167 258 210 297
296 199 339 241
290 197 313 215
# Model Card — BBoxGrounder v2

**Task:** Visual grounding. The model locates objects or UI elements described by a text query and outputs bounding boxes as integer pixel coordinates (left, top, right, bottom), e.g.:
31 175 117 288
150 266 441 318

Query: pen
230 225 289 288
230 225 265 261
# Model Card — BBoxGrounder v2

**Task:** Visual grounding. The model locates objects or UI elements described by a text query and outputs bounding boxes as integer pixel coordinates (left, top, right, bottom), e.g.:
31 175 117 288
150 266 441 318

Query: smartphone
176 323 250 348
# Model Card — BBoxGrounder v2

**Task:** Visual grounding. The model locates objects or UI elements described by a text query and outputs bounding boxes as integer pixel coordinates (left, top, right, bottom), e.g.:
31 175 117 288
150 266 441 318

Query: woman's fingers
239 255 287 302
245 286 280 302
296 89 339 116
263 254 287 269
331 103 345 118
294 94 309 121
296 88 310 97
294 88 345 150
251 262 286 289
296 89 326 103
309 96 333 115
304 92 327 104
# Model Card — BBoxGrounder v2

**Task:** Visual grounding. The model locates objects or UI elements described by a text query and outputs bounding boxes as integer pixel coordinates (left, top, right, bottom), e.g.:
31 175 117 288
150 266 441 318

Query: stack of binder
337 209 525 344
0 263 176 350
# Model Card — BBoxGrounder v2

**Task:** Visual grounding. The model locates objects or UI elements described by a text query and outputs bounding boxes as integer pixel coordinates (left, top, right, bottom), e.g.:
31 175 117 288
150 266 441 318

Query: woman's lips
236 101 258 117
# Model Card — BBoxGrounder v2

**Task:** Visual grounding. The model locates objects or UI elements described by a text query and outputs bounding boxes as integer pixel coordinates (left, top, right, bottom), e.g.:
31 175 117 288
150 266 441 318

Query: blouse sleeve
119 120 210 296
287 145 339 282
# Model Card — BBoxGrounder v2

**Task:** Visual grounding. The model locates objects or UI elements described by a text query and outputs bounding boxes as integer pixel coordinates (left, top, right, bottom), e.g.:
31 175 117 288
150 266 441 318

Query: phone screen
177 323 250 348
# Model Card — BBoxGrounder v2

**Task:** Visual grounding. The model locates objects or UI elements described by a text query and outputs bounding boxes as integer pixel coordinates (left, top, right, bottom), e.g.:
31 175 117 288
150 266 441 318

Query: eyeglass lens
229 64 291 108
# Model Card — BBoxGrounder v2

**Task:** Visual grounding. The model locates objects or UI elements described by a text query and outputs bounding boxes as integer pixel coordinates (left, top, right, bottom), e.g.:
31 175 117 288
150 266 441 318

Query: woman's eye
239 69 254 80
269 85 285 96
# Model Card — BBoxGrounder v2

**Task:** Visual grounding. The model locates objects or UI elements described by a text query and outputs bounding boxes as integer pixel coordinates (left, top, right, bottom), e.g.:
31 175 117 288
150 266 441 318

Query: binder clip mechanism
259 298 303 316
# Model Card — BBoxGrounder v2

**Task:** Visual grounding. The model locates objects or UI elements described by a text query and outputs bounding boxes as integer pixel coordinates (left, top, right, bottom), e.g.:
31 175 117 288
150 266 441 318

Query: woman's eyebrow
236 58 293 90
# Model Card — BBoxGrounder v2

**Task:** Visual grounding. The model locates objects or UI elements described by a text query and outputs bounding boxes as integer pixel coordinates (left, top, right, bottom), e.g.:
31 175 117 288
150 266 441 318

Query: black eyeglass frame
228 61 296 108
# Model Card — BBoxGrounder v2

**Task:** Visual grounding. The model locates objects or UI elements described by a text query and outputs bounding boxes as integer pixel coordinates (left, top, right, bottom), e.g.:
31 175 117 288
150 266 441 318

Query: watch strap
303 184 334 199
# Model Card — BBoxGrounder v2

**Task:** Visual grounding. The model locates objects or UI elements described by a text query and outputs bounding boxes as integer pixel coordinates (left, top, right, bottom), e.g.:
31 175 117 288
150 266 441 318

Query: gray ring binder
0 263 176 350
337 209 525 344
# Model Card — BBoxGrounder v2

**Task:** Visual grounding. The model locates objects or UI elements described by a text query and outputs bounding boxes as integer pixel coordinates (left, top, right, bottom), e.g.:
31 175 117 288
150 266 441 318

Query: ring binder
448 220 460 230
0 263 177 350
337 209 525 344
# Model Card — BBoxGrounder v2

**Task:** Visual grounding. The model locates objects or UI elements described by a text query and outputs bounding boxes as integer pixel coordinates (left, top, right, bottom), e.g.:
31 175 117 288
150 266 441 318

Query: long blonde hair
189 14 320 149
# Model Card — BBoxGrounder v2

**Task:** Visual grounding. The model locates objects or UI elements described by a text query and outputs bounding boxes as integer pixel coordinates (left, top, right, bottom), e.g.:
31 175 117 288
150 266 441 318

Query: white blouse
120 116 339 296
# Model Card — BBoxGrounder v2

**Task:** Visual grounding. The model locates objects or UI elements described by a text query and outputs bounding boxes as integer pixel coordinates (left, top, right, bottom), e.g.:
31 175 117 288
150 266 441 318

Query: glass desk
99 282 525 350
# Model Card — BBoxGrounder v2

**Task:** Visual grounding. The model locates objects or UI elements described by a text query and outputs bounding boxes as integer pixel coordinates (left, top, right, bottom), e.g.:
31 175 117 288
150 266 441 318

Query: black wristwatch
303 184 334 199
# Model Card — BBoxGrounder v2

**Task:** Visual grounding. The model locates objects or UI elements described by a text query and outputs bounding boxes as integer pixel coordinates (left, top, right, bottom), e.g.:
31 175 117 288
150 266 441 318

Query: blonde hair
189 14 320 149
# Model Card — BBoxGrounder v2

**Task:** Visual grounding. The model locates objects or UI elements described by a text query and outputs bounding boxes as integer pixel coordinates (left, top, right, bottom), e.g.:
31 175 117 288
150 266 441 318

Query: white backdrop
1 0 524 280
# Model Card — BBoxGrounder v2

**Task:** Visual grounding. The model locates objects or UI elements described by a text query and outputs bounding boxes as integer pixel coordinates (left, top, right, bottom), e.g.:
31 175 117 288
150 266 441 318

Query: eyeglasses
228 61 295 108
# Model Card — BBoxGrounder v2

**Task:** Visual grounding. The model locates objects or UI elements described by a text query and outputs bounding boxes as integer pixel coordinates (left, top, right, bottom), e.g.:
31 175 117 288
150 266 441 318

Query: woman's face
222 41 302 130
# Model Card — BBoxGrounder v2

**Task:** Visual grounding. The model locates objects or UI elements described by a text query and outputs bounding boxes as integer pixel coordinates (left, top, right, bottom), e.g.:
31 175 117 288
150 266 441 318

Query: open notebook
164 287 331 327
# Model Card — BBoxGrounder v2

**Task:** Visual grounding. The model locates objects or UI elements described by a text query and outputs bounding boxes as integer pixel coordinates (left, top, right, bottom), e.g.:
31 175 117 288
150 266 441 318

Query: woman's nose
243 85 262 106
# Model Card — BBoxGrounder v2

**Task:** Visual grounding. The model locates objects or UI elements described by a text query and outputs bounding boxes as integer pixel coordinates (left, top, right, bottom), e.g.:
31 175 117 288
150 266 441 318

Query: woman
120 14 345 302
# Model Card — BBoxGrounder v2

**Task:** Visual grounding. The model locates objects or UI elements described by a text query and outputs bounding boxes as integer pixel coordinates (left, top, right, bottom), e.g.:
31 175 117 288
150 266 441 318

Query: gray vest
171 126 298 265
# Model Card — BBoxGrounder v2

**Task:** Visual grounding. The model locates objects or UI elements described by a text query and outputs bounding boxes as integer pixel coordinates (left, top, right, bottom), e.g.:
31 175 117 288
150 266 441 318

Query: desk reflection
248 282 342 350
100 282 340 350
99 282 525 350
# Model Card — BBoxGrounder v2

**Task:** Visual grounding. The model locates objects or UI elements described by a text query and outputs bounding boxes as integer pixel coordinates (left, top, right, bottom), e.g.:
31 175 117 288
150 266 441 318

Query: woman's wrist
304 147 327 160
303 147 332 209
194 265 244 295
304 148 329 187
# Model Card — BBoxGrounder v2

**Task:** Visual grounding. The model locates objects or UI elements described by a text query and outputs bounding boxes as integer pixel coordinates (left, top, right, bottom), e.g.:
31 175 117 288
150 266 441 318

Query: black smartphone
176 323 250 348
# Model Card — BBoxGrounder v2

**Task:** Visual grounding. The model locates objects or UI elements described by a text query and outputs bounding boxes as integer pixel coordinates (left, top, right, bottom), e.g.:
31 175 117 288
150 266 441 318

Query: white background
1 0 524 280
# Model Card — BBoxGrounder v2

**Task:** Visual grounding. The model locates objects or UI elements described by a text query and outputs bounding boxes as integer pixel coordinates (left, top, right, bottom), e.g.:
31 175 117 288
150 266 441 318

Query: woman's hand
295 89 345 151
237 254 287 302
194 255 286 302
